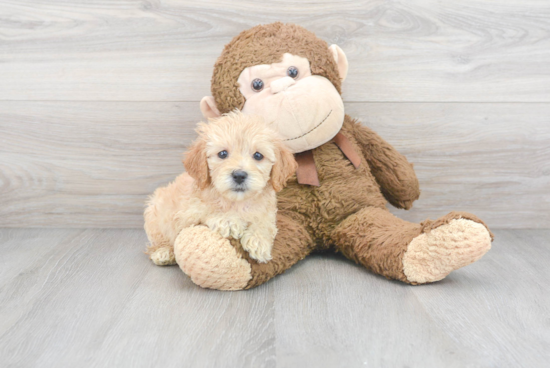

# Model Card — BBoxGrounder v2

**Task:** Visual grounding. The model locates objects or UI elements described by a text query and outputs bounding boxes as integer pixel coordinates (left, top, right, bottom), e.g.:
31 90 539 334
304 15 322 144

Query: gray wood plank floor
0 229 548 368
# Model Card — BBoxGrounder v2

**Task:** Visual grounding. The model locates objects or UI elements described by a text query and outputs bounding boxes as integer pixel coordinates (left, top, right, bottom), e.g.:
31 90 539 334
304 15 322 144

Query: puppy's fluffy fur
144 111 297 265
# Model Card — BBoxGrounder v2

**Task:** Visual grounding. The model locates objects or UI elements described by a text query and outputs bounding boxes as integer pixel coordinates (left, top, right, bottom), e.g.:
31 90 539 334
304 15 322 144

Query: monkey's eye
251 78 264 92
253 152 264 161
287 66 299 79
218 150 228 159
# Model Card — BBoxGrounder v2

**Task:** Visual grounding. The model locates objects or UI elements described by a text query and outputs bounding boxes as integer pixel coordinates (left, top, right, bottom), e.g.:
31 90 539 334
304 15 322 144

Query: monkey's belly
277 144 387 235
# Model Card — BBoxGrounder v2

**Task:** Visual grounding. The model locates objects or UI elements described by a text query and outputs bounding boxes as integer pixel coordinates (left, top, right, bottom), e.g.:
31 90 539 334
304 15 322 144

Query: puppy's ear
183 136 211 190
271 141 298 192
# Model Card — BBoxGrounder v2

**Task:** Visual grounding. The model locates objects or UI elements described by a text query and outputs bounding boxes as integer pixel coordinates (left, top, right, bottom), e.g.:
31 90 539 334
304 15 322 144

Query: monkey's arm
350 119 420 210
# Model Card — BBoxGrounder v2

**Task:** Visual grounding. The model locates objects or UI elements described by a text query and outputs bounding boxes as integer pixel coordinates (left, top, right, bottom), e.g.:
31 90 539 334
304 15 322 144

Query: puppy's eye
218 150 228 159
253 152 264 161
251 78 264 92
287 66 298 79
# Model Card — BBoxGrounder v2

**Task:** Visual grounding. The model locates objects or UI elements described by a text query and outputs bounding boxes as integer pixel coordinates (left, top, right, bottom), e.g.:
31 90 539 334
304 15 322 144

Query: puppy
144 111 297 266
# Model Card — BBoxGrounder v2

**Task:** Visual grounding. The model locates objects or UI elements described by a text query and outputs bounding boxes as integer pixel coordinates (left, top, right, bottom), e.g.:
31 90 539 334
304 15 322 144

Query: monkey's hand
351 120 420 209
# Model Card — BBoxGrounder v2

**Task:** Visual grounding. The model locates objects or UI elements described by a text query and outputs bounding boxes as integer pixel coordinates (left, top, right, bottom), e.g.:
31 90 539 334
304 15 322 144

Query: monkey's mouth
284 110 332 142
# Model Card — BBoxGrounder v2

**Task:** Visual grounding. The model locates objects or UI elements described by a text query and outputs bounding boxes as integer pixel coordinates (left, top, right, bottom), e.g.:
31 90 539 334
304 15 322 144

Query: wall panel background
1 0 548 228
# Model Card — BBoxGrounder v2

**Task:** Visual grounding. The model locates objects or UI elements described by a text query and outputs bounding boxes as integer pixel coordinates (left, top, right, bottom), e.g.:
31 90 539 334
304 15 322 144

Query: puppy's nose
232 170 248 184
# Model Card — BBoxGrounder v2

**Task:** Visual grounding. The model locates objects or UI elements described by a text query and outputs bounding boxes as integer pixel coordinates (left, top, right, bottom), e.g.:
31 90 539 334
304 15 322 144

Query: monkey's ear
200 96 221 119
329 44 349 82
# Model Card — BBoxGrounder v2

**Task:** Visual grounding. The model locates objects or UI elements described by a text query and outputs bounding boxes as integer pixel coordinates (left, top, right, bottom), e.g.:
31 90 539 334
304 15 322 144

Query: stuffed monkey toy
146 22 493 290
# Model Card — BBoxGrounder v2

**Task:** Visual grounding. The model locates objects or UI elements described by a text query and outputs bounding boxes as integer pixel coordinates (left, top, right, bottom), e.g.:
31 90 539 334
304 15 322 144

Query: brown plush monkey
149 22 493 290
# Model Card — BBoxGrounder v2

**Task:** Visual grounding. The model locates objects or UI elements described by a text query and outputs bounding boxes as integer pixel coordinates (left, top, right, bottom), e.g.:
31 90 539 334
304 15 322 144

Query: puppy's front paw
206 217 247 239
206 217 229 238
229 220 247 240
241 233 273 263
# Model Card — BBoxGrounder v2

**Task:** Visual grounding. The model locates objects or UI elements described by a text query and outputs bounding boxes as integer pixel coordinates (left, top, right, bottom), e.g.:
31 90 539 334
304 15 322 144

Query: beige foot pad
402 219 492 283
150 247 177 266
174 226 252 290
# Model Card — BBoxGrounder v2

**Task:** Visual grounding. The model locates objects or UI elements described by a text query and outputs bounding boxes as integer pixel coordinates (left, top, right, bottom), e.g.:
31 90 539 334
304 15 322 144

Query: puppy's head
184 111 297 201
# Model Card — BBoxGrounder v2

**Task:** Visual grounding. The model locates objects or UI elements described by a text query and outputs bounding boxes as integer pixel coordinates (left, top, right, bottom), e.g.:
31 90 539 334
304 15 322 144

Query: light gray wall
1 0 549 228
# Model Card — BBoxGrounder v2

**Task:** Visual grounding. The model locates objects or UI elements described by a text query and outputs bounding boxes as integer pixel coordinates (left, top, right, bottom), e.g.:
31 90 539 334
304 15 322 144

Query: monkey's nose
232 170 248 184
270 76 296 94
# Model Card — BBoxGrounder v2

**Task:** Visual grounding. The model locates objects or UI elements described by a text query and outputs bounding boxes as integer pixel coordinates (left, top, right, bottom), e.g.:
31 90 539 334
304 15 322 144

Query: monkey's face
236 53 345 153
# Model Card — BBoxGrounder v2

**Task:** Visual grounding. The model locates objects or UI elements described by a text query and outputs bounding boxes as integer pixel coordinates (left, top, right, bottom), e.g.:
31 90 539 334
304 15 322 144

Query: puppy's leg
144 173 201 266
145 236 174 265
240 219 277 263
144 180 186 266
206 215 248 240
147 207 205 266
228 217 248 239
144 204 177 266
149 246 176 266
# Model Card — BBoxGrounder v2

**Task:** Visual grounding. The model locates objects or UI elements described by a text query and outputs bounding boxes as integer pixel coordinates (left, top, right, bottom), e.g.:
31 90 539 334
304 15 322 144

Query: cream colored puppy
144 111 297 266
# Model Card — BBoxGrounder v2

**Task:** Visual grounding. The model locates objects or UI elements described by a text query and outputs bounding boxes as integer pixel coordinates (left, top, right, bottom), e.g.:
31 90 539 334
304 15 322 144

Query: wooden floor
0 228 548 367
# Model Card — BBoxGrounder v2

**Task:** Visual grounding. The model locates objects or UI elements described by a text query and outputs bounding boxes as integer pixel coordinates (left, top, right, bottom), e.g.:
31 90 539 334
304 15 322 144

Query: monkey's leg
242 212 316 289
174 212 315 290
331 207 493 284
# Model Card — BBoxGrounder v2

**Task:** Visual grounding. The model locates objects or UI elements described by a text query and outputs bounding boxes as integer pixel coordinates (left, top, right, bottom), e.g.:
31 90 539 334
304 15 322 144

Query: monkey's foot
174 226 252 290
402 217 493 284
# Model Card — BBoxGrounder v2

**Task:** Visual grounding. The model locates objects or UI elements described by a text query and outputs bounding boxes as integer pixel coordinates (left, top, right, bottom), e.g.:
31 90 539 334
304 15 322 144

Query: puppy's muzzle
231 170 248 185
